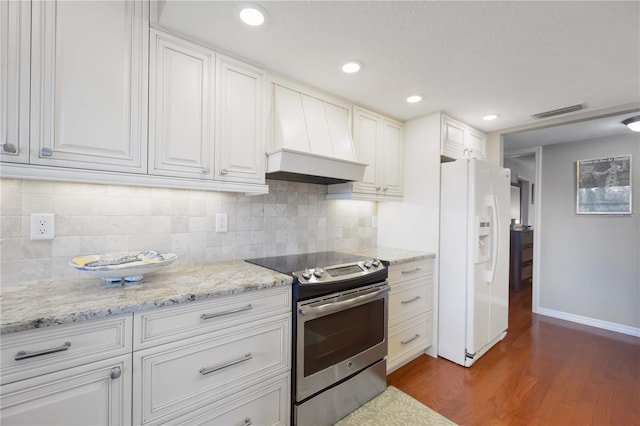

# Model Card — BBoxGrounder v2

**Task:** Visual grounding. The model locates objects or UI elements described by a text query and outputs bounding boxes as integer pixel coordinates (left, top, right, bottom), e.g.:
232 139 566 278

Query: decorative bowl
70 251 177 283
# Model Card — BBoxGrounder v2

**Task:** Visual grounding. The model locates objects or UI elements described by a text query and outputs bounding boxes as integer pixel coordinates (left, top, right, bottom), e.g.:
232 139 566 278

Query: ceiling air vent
531 103 584 119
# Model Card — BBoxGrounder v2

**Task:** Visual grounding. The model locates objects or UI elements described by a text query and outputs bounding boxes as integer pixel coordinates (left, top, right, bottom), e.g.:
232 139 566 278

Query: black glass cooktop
245 251 372 275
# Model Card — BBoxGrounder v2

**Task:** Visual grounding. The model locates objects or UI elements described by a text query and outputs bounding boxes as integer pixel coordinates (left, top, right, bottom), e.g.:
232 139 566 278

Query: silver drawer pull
243 418 252 426
401 296 421 305
40 147 53 157
110 367 122 380
220 168 229 175
200 304 253 320
401 267 421 275
15 341 71 360
200 353 252 376
401 334 420 345
2 143 17 153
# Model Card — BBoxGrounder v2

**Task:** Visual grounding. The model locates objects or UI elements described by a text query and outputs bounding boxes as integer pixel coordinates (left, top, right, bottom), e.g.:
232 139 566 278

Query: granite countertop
0 261 292 335
343 247 435 265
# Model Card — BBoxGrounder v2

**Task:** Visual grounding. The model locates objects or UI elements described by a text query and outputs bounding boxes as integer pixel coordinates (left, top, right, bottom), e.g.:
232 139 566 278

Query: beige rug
334 386 457 426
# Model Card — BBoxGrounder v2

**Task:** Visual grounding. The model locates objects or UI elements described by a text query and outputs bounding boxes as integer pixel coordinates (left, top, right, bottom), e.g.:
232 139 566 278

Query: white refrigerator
438 159 511 367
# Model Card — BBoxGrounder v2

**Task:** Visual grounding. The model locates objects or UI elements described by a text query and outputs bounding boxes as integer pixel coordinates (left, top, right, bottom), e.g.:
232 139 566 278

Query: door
352 107 380 195
489 165 511 340
148 29 215 179
30 0 148 173
215 55 265 184
0 0 30 163
1 355 132 426
380 118 404 198
466 159 493 356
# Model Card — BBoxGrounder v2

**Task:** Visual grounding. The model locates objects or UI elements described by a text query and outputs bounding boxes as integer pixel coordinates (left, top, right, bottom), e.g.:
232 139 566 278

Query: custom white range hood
267 83 367 184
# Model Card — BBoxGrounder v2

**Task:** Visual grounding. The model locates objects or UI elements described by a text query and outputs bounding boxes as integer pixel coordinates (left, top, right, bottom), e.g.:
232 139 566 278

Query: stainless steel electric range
246 251 389 426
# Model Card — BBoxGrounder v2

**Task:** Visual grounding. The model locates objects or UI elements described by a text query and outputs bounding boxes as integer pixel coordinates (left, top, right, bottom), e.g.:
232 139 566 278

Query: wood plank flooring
387 283 640 425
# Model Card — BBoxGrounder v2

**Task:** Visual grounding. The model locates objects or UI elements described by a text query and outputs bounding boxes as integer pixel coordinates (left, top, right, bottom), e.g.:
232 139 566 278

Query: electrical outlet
215 213 228 233
30 213 55 240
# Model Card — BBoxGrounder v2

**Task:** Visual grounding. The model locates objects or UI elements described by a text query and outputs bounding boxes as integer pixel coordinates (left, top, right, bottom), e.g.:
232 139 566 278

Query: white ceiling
157 1 640 140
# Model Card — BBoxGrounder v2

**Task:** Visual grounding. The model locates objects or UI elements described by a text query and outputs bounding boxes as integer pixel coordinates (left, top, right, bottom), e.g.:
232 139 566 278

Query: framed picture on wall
576 155 632 214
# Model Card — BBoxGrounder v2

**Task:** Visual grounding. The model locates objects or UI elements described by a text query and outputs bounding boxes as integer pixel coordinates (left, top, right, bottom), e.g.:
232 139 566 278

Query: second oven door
296 283 389 402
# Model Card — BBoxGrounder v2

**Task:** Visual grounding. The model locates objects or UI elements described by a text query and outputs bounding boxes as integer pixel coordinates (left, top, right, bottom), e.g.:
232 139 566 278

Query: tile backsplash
0 179 378 283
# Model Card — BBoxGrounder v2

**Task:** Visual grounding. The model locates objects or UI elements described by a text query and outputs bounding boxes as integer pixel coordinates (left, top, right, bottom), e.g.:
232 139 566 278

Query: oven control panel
294 259 384 284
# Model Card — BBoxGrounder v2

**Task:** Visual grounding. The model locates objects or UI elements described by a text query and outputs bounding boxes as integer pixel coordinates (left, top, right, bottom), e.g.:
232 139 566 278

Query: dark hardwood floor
388 282 640 426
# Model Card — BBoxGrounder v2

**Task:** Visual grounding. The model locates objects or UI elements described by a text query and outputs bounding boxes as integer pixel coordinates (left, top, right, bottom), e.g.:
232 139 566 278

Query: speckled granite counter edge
1 261 293 335
343 248 436 265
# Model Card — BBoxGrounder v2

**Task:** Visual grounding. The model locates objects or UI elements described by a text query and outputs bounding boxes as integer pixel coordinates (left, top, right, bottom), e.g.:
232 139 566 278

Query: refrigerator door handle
487 194 499 284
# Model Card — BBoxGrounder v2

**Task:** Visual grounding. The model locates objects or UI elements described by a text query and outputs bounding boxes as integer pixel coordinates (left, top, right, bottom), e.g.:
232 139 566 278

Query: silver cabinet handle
220 168 229 175
243 418 252 426
199 353 252 376
383 186 388 191
15 341 71 360
401 267 421 275
202 167 210 174
40 147 53 157
375 186 382 191
200 304 252 320
2 143 17 153
401 334 420 345
110 367 122 380
401 296 421 305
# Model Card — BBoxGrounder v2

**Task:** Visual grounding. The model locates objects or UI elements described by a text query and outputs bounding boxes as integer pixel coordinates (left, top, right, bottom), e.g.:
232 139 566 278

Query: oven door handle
298 285 390 317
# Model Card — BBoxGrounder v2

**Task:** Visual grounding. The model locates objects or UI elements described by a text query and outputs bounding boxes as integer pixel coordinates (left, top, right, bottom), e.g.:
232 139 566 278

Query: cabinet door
0 0 30 163
441 117 466 159
215 55 265 184
1 355 132 426
465 127 487 160
29 0 148 173
352 106 380 195
380 118 404 198
148 29 215 179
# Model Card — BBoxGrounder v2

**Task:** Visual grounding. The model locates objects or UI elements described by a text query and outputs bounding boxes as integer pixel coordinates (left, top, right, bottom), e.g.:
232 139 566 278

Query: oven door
296 282 389 402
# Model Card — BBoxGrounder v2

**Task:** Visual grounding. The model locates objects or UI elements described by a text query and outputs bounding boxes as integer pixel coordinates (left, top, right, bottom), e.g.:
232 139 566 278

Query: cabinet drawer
133 315 290 425
1 315 132 385
173 373 289 426
522 247 533 262
388 260 433 284
521 264 532 280
388 280 432 324
387 313 431 373
133 286 290 350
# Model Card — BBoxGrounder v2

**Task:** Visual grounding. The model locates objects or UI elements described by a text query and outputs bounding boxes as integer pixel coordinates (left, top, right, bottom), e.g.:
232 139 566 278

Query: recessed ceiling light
342 61 362 74
483 114 499 121
406 95 423 103
239 5 267 26
622 116 640 132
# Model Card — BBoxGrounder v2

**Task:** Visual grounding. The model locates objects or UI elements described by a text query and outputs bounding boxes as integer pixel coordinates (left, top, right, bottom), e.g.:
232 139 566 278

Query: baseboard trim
535 307 640 337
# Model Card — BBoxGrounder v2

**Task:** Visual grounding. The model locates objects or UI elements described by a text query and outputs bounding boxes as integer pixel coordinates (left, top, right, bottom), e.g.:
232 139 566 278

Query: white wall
377 113 441 253
539 133 640 333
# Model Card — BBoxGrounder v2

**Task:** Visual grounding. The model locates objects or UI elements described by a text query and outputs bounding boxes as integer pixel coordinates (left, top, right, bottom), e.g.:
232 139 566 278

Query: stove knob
302 269 312 280
313 268 324 278
364 261 372 269
372 259 380 267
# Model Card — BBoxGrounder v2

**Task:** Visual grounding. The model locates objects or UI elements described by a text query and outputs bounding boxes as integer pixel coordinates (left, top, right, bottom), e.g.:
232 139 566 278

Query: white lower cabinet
132 286 291 425
1 355 132 426
386 259 434 373
0 315 134 426
0 287 292 426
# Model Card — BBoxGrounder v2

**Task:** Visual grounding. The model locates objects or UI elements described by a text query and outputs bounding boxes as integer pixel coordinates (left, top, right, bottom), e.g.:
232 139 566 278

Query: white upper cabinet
29 0 149 173
0 0 30 164
441 115 486 160
327 106 404 201
148 29 215 179
215 54 266 184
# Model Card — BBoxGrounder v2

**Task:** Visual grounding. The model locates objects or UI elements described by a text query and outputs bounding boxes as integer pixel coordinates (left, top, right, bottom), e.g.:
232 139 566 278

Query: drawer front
521 264 533 280
134 286 290 350
388 260 433 285
173 373 289 426
1 355 132 426
1 315 132 385
522 247 533 262
388 313 432 373
521 231 533 244
388 280 432 324
134 315 290 425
